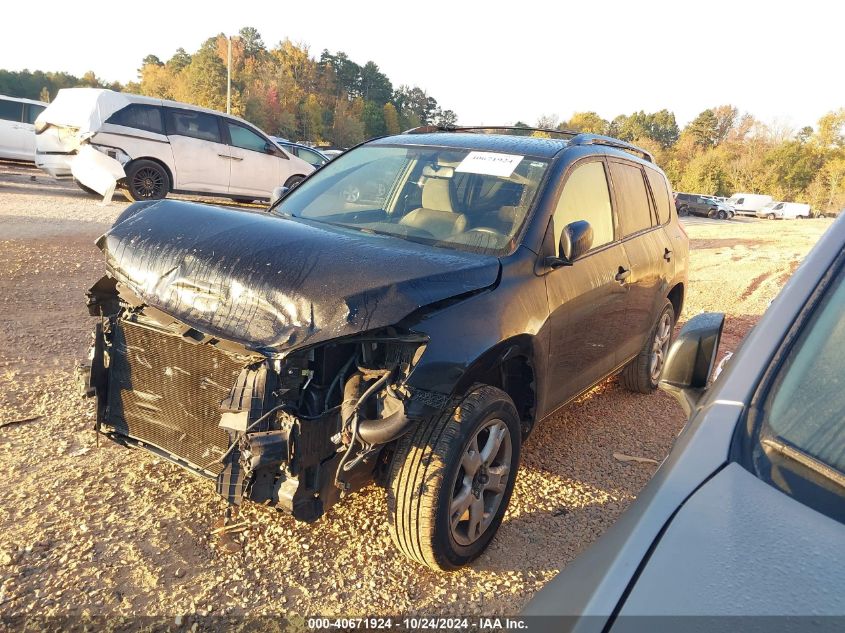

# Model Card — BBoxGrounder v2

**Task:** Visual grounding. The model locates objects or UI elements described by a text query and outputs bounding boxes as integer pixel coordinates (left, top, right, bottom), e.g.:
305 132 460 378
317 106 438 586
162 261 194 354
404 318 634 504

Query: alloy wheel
650 312 673 382
132 167 165 199
449 419 512 546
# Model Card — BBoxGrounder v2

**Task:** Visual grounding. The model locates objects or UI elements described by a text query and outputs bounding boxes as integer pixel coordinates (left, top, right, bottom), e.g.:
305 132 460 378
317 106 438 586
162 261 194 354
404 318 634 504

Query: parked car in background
35 88 314 201
727 192 773 216
674 192 734 219
321 148 344 159
757 201 812 220
82 128 687 571
271 137 329 169
0 95 47 161
525 212 845 627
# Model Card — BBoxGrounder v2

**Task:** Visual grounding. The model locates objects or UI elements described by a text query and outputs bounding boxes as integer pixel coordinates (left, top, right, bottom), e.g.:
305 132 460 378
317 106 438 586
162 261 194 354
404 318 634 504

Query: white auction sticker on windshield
455 151 524 177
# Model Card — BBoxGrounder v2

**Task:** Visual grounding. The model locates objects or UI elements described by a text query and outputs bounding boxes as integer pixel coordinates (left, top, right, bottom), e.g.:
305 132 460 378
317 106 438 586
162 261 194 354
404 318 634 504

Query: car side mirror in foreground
659 312 725 416
544 220 593 269
270 186 289 206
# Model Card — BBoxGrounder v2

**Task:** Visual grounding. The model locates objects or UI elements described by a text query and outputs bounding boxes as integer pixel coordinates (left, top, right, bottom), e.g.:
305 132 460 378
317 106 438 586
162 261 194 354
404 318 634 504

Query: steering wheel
341 186 361 203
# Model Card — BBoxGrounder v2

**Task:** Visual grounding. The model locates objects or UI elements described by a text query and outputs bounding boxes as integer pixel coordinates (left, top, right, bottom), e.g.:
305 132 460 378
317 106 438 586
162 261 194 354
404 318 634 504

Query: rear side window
107 104 164 134
225 121 268 153
165 109 221 143
25 104 45 124
645 169 671 224
610 162 654 236
553 160 615 250
0 99 23 122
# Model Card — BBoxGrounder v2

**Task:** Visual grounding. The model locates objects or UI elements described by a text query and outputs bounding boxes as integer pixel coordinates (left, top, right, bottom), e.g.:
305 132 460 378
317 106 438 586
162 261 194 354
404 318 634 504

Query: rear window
107 104 164 134
610 162 654 236
0 99 22 123
165 109 221 143
645 170 671 224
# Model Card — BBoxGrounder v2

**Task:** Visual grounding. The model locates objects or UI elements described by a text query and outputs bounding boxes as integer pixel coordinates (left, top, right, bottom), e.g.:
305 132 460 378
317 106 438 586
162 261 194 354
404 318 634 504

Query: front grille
106 319 244 475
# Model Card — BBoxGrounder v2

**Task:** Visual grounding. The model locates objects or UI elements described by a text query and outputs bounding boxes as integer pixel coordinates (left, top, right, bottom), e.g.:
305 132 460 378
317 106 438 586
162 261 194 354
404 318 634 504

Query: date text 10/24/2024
307 617 529 630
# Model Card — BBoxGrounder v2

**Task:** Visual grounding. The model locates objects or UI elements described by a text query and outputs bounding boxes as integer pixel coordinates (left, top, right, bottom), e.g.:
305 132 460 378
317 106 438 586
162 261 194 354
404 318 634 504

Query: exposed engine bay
84 275 428 521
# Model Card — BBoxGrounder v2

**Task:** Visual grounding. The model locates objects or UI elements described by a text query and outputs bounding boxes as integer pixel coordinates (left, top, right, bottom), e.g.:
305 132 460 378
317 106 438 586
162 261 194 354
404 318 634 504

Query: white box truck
727 193 773 216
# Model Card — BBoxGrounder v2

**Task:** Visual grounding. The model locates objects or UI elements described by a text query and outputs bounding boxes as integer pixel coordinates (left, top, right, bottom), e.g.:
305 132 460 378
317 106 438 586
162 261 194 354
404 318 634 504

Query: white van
35 88 313 201
726 192 773 216
0 95 48 161
756 201 812 220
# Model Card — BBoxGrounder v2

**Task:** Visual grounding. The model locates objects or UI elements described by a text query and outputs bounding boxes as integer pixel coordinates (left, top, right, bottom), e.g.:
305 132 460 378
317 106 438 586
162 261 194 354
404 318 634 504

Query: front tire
767 213 776 220
387 385 521 570
620 299 675 393
124 159 170 201
284 174 306 189
717 210 728 220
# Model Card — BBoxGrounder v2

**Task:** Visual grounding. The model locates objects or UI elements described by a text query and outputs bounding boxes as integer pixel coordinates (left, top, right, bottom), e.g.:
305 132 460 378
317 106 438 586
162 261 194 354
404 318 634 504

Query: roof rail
403 124 580 138
569 134 653 163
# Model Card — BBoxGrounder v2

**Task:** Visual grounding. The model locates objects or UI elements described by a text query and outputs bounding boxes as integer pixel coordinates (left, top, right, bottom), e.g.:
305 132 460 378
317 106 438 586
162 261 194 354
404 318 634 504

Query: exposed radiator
106 319 243 475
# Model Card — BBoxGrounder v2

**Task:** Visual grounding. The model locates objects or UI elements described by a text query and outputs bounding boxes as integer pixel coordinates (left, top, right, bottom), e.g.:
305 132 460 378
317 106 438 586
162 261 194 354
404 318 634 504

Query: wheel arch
667 282 685 320
450 335 539 439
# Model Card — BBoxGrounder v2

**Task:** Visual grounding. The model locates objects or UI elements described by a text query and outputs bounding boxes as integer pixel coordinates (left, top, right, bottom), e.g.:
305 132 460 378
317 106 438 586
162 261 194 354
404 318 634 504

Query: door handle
663 248 672 262
229 156 243 161
615 266 631 283
218 153 232 159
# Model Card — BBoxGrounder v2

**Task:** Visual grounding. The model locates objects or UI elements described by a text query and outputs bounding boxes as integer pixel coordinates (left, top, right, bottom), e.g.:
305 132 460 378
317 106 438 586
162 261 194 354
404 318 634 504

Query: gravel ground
0 160 834 623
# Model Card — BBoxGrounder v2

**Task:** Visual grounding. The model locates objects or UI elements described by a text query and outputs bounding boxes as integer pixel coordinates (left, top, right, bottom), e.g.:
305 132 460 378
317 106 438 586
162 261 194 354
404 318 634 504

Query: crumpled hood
98 200 500 354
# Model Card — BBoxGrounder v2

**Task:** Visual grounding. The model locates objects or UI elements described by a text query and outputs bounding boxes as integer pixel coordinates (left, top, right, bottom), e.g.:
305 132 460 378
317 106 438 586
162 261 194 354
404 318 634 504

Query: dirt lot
0 160 834 622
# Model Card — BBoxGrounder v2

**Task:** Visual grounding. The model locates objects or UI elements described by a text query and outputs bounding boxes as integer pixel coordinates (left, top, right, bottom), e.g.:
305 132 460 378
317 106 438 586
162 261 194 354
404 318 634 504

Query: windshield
272 145 549 255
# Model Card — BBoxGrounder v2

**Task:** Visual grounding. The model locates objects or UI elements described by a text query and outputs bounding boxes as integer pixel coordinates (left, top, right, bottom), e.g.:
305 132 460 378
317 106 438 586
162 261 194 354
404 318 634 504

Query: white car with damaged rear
35 88 314 201
756 201 812 220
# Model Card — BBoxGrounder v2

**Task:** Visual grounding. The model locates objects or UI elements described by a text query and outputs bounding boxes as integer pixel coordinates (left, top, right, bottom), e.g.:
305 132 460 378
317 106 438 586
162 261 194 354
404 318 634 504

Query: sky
2 0 843 130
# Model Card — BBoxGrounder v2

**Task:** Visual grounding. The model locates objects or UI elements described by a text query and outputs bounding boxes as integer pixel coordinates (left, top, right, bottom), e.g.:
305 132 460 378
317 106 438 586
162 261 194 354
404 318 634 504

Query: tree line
1 27 843 213
525 107 845 214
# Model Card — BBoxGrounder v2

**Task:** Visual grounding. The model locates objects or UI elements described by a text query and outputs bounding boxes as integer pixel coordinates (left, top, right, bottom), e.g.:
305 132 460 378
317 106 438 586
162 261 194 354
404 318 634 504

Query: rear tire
678 206 689 217
75 180 99 196
620 300 675 393
387 385 521 570
717 210 728 220
767 213 776 220
124 159 170 201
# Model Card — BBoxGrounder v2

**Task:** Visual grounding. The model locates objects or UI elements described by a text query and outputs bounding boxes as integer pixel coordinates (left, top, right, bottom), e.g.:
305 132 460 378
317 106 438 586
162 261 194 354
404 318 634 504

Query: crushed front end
84 278 426 520
80 199 499 520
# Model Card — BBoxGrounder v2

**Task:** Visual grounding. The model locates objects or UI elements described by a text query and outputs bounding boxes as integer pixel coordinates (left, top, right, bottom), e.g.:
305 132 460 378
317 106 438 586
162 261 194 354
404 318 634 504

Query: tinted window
553 161 615 250
0 99 23 122
645 170 671 224
226 121 268 152
762 268 845 474
24 104 46 125
299 147 327 167
107 104 164 133
610 162 654 236
165 109 221 142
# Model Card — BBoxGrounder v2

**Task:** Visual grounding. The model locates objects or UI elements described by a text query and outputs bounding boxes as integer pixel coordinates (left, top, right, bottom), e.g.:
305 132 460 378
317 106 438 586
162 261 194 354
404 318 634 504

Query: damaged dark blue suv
84 126 688 570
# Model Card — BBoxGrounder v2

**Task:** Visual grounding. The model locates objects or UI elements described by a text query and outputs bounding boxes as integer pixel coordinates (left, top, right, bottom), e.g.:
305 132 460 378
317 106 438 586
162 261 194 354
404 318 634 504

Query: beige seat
400 177 467 240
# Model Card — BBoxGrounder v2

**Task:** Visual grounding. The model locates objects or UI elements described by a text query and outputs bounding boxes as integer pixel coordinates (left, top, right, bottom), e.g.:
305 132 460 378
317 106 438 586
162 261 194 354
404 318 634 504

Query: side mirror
543 220 593 269
659 312 725 416
270 185 289 206
264 142 277 155
560 220 593 261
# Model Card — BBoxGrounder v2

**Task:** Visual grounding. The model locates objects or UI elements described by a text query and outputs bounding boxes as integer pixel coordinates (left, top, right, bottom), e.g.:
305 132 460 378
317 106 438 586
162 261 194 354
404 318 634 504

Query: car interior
285 149 547 255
